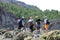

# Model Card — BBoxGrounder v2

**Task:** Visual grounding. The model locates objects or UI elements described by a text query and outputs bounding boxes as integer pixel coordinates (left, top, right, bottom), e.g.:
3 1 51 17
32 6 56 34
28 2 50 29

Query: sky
17 0 60 11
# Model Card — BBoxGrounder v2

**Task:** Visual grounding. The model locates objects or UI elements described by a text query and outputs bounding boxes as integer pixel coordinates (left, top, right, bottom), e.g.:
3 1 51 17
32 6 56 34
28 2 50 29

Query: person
18 16 25 29
17 18 20 23
35 16 41 30
43 16 50 32
28 17 34 32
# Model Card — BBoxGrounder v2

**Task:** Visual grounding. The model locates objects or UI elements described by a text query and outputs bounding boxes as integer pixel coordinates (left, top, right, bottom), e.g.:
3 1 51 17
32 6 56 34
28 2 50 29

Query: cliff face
0 7 18 30
49 20 60 30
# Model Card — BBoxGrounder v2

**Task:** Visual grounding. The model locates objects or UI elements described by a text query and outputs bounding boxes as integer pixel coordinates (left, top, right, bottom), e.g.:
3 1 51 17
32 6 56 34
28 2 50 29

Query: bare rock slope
0 7 18 30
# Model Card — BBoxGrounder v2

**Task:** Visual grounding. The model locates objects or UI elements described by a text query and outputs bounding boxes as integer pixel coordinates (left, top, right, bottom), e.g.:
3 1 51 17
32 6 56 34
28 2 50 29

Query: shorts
36 24 40 30
44 24 49 30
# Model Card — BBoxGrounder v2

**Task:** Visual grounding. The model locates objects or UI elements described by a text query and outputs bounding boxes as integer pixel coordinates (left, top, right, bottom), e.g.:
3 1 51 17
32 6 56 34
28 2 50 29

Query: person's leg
30 26 32 32
18 25 21 29
30 25 34 32
45 24 48 32
18 24 23 29
37 25 40 30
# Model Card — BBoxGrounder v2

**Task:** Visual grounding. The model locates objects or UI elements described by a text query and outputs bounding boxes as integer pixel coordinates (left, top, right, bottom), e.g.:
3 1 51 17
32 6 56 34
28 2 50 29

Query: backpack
19 19 23 27
36 19 41 25
46 20 50 24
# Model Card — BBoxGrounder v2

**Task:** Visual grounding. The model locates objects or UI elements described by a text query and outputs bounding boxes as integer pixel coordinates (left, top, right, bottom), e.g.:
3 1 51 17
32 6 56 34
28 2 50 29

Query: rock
24 36 32 40
0 7 18 30
13 29 33 40
0 29 8 35
33 30 40 38
49 19 60 30
3 32 13 38
13 31 28 40
40 30 60 40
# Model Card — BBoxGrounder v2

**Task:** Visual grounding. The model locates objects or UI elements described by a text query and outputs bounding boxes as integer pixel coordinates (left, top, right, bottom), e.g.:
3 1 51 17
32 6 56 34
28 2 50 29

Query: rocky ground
0 28 42 40
0 28 60 40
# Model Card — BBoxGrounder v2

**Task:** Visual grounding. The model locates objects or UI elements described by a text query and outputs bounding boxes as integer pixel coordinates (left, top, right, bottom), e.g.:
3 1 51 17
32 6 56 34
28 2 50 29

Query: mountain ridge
0 0 39 9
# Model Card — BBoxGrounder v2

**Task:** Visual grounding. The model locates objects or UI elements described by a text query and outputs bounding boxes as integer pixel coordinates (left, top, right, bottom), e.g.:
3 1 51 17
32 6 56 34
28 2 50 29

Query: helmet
35 16 39 18
22 16 25 19
30 16 32 19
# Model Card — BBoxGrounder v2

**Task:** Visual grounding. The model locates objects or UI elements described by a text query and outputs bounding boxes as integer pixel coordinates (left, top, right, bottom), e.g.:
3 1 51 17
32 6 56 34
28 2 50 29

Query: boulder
40 30 60 40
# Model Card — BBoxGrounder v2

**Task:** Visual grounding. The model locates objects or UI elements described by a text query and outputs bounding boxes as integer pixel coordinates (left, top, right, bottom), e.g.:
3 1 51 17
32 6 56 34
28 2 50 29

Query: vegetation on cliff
0 0 60 20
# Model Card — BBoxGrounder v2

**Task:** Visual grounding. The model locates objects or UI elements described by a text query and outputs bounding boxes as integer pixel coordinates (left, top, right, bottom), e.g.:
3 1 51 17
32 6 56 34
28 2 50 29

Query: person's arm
22 21 25 26
17 19 20 23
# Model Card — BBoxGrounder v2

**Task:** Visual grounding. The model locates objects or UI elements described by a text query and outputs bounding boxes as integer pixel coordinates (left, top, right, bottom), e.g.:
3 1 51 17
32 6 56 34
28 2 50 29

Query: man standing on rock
17 16 25 29
28 17 34 32
35 16 41 31
43 16 50 32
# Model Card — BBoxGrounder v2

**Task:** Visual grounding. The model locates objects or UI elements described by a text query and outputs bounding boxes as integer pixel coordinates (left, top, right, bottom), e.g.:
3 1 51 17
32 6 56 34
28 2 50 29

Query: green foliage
0 0 60 20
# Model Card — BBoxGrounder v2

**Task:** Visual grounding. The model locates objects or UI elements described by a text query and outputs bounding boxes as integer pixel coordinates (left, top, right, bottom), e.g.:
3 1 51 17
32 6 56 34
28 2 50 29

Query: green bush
0 0 60 20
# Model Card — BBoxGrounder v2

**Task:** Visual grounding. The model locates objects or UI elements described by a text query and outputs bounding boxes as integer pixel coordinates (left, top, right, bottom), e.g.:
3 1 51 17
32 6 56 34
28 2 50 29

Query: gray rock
49 19 60 30
0 7 18 30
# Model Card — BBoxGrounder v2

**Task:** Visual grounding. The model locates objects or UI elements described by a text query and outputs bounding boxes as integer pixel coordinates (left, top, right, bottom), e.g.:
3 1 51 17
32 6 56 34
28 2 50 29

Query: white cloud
17 0 60 11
